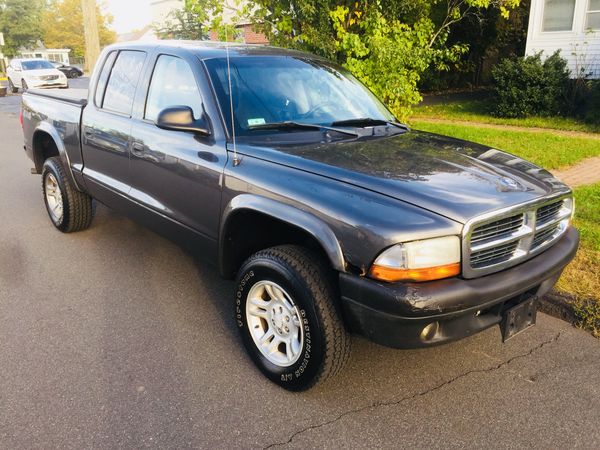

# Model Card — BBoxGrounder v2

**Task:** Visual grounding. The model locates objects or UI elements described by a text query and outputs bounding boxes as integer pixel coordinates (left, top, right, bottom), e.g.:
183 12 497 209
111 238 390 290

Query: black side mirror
156 106 211 136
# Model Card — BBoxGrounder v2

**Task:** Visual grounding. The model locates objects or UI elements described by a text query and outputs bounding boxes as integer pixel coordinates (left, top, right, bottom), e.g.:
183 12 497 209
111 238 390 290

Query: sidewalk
552 156 600 188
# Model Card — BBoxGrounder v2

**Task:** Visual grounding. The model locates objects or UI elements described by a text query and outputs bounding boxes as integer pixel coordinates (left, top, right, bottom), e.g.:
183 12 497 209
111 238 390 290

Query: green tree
154 3 209 40
0 0 44 57
41 0 116 59
155 0 243 41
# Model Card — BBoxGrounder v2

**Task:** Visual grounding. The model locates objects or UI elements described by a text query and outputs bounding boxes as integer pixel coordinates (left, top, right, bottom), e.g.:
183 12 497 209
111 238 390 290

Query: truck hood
236 130 570 224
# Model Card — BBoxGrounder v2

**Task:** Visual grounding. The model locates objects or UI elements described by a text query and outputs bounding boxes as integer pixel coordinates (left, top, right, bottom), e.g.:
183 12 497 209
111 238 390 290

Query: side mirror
156 106 210 136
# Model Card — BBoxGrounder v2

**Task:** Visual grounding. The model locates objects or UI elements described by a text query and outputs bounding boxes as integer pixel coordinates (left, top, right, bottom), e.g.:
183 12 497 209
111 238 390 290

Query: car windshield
204 56 396 137
21 60 55 70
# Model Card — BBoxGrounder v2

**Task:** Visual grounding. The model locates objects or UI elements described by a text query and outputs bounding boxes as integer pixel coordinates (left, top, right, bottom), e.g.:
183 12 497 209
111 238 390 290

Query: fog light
420 321 439 341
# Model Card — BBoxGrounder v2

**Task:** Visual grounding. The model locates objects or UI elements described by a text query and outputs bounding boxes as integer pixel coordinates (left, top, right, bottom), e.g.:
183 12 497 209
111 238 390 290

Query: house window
542 0 576 31
587 0 600 29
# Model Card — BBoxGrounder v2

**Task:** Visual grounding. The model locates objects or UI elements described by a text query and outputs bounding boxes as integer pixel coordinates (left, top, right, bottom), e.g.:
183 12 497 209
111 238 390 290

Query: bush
491 51 570 118
585 80 600 124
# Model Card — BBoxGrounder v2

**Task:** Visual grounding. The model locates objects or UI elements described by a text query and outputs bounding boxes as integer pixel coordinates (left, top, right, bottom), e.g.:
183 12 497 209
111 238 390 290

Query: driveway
0 106 599 449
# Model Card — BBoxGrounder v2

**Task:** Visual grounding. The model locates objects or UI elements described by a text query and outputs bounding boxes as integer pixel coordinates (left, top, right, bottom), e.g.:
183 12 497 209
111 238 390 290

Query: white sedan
7 58 69 92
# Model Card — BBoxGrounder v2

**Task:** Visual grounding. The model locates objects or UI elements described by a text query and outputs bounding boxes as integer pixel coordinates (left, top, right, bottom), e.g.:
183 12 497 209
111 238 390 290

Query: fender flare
33 121 82 191
219 194 346 275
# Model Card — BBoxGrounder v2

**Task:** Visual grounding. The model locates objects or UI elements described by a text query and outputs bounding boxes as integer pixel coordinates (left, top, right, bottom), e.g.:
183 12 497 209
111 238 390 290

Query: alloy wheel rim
246 280 304 367
45 173 64 223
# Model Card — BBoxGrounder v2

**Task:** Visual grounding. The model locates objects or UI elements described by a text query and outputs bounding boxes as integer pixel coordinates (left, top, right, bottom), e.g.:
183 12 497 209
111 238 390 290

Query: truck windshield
22 60 55 70
204 56 396 137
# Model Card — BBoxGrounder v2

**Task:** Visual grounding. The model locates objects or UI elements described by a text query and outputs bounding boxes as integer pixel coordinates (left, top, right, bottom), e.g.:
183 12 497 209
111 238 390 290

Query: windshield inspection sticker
247 118 266 126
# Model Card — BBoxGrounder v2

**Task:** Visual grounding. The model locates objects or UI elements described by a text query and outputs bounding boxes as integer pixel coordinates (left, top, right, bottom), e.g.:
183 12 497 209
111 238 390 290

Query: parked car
51 61 84 79
20 42 579 391
7 58 68 92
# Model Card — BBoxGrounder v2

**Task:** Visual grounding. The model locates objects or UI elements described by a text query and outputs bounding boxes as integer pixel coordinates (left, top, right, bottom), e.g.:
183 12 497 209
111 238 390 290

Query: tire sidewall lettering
235 263 323 388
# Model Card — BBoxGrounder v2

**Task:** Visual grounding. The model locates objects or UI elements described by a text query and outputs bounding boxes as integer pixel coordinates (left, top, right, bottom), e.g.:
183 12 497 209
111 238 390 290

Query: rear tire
42 157 94 232
235 245 351 391
8 78 18 93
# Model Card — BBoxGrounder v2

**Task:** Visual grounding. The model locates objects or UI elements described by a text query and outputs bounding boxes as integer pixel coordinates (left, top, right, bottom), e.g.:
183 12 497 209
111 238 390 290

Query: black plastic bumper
339 227 579 349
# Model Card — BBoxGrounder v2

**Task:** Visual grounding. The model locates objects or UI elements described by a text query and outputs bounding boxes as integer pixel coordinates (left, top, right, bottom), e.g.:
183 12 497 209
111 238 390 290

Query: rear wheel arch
31 125 83 191
219 196 346 279
32 129 60 173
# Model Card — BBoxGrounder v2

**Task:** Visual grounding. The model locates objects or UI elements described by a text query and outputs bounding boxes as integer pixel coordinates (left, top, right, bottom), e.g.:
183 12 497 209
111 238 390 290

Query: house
18 42 72 65
525 0 600 78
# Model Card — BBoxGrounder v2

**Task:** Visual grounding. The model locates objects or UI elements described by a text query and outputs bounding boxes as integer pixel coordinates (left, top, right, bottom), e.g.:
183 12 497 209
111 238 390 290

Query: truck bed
26 88 88 106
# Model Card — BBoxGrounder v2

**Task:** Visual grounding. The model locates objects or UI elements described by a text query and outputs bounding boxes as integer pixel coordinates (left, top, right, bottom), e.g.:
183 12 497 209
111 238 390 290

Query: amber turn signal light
369 262 461 283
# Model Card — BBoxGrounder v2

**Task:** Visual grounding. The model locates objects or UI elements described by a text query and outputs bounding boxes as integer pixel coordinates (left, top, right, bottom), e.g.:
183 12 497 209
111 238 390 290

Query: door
128 53 226 241
7 60 22 84
81 50 147 200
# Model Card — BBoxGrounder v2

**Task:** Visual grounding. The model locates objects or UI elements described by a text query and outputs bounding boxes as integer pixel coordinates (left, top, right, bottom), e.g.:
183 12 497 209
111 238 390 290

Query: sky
103 0 153 34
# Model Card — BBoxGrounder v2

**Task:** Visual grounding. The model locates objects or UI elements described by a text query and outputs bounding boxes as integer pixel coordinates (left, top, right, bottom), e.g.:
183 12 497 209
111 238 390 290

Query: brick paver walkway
551 156 600 188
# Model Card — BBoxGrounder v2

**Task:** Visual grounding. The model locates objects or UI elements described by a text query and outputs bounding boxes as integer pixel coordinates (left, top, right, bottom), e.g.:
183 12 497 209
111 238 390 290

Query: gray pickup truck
21 41 579 390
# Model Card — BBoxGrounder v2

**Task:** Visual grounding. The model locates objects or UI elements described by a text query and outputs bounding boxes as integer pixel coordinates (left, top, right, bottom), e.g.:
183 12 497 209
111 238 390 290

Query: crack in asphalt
263 332 561 449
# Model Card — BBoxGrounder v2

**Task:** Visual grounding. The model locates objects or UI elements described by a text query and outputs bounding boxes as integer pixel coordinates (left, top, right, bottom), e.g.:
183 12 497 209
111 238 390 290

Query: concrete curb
539 291 578 325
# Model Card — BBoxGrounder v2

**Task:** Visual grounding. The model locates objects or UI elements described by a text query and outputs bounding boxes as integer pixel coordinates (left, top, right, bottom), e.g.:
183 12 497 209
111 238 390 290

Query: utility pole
81 0 100 73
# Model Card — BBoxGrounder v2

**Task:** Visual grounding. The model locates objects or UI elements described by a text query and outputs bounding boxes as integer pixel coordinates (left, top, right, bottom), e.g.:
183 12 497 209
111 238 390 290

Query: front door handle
131 142 145 156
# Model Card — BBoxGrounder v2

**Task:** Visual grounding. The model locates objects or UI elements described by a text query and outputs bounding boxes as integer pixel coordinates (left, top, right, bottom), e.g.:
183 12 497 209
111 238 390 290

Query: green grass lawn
556 183 600 337
412 120 600 170
412 95 600 133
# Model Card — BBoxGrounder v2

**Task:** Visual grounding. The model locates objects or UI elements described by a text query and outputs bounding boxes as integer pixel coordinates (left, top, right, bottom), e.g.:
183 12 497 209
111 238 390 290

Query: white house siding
526 0 600 78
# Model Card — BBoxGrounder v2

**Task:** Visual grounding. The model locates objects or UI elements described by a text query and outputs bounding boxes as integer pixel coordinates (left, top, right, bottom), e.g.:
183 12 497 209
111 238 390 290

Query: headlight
369 236 461 282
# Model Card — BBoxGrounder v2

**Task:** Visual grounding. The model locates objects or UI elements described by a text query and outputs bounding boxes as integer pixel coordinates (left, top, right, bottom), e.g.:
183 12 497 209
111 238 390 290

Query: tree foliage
0 0 44 57
155 0 244 42
154 0 210 40
41 0 116 58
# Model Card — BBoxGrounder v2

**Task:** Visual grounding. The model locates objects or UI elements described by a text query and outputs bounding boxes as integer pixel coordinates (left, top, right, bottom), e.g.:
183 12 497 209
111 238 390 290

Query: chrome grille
532 223 560 249
463 194 573 278
42 75 58 80
536 200 564 226
471 241 519 267
471 213 524 244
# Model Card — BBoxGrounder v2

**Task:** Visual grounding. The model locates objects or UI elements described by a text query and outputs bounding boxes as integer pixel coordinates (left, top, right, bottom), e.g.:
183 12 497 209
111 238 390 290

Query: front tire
42 157 94 232
235 245 351 391
21 79 28 91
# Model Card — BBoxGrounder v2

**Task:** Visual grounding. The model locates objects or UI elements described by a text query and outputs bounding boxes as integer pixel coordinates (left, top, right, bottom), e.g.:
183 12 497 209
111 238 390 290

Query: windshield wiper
248 121 359 137
331 117 408 130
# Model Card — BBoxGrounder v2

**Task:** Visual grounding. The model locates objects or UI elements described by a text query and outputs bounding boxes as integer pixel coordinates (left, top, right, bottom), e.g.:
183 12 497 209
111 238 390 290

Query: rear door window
102 50 146 115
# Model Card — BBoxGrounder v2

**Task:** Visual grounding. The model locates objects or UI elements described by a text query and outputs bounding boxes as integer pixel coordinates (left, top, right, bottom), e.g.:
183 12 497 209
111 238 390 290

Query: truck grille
462 195 573 278
471 241 520 268
42 75 59 80
470 213 524 244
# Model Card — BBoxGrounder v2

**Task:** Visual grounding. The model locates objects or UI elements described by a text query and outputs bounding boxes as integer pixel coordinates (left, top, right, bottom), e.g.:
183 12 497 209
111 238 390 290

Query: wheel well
221 210 337 279
32 131 60 173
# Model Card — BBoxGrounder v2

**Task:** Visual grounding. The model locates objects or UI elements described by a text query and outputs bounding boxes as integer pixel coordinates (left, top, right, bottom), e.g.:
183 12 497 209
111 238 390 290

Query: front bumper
339 227 579 349
28 79 68 89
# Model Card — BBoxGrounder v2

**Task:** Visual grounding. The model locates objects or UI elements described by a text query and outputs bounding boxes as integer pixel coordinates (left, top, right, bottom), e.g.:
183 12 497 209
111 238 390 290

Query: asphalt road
1 92 599 449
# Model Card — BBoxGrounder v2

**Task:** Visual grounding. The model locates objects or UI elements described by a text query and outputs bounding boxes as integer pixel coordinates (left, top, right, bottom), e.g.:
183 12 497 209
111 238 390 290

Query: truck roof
108 40 321 61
